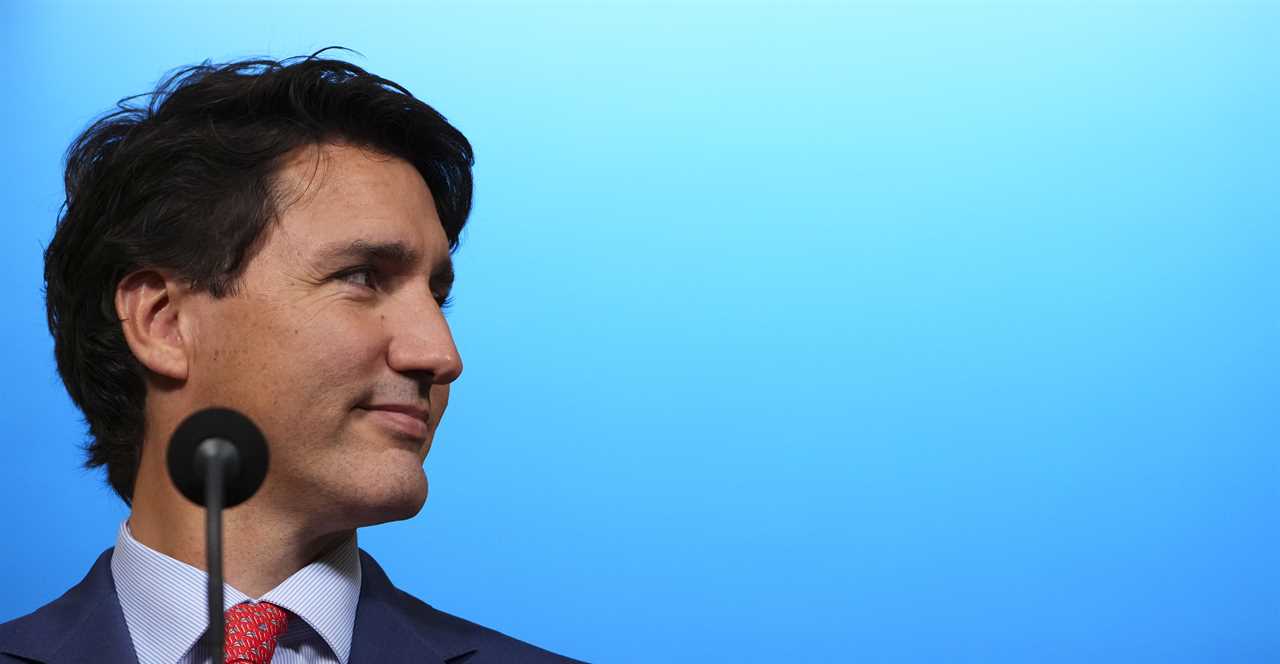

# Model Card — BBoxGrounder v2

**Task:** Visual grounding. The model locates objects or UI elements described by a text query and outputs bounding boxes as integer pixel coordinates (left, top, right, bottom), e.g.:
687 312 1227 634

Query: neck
129 439 353 598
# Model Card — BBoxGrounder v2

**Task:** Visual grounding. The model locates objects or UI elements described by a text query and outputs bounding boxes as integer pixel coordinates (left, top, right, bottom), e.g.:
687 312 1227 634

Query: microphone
167 407 269 663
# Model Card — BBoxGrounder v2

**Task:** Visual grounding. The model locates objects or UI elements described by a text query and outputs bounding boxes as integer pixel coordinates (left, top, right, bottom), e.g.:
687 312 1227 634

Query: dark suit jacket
0 548 583 664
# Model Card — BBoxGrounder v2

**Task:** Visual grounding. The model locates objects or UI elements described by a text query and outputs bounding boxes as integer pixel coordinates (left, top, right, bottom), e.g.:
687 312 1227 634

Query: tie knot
223 601 289 663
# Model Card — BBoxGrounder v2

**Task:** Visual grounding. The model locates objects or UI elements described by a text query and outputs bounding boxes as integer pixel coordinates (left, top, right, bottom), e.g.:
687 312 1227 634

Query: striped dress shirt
110 521 362 664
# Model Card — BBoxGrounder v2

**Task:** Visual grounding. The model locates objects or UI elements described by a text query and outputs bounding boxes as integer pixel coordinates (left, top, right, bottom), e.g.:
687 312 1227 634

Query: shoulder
0 563 99 657
396 588 582 663
356 550 584 663
0 549 136 664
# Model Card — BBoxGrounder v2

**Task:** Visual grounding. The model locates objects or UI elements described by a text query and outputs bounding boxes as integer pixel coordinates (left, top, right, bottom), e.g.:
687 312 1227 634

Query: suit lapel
0 549 138 664
350 550 471 664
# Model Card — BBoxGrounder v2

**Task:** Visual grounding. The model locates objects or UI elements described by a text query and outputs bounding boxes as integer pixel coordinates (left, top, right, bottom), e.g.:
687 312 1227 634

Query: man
0 54 581 664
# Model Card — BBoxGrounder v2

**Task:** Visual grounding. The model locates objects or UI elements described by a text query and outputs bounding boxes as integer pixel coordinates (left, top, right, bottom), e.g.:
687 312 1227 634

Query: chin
350 470 429 527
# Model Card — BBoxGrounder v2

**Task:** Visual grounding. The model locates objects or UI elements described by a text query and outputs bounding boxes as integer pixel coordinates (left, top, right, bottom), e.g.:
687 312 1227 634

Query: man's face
182 143 462 529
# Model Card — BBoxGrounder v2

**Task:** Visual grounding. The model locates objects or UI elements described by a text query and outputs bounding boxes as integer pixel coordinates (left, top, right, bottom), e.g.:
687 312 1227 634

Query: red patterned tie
223 602 289 663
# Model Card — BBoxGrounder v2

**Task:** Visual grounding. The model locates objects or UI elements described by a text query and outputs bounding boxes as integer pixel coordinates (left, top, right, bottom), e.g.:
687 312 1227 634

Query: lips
360 403 430 440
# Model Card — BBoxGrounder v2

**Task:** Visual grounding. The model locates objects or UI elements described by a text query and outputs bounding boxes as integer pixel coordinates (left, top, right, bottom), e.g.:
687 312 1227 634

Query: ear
115 270 190 382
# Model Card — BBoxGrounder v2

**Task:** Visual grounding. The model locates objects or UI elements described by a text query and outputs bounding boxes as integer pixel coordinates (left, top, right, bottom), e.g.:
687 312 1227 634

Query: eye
436 294 454 313
336 266 379 290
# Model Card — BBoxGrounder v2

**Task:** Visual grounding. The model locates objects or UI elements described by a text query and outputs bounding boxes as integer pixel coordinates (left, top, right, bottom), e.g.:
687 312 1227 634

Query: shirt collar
110 519 362 664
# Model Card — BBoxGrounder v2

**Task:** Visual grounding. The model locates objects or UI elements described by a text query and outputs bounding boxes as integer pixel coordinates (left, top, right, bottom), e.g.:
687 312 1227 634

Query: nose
385 292 463 385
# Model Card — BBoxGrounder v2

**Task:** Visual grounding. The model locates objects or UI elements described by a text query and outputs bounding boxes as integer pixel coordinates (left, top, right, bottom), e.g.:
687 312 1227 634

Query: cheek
251 315 388 449
214 305 387 403
284 313 388 388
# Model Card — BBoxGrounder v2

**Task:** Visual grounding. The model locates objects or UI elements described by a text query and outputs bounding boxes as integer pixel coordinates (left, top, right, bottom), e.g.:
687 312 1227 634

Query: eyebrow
317 239 454 289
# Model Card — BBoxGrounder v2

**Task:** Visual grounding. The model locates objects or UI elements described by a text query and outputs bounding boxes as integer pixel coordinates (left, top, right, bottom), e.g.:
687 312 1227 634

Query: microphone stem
205 451 225 664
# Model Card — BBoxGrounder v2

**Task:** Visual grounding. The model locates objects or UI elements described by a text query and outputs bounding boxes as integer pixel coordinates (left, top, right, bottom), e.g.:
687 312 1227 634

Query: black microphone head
167 407 269 508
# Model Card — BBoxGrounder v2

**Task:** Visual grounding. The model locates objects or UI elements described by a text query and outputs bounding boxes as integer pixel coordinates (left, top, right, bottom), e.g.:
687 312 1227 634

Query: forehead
269 142 448 261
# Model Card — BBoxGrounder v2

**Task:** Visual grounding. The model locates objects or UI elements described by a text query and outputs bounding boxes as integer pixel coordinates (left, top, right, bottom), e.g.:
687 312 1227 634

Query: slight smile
359 404 430 440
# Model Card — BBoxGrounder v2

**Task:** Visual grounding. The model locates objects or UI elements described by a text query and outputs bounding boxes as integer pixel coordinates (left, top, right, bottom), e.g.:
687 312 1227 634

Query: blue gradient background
2 2 1277 662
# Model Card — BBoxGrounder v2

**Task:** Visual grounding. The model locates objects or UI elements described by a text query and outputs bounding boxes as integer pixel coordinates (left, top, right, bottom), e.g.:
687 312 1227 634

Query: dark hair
44 51 474 504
